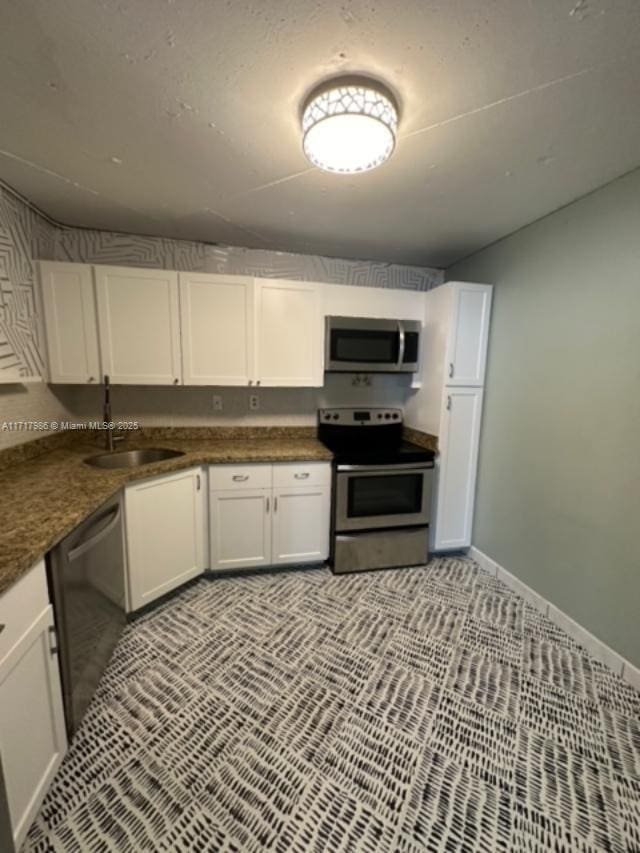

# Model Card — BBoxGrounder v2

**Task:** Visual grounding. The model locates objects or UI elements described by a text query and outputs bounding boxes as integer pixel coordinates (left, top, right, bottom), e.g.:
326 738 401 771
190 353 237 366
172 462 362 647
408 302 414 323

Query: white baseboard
468 545 640 690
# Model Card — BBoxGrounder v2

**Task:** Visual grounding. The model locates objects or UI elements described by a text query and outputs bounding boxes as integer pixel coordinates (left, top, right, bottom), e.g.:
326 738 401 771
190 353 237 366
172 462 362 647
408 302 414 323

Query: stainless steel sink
84 447 185 469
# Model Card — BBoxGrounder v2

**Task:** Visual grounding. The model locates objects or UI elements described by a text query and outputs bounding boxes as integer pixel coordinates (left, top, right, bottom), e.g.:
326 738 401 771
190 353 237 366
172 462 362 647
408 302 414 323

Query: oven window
348 473 423 517
330 329 399 364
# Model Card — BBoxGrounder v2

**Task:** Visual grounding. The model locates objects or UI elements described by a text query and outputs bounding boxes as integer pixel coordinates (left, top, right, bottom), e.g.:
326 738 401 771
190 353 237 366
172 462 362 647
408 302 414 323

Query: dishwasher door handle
68 504 122 563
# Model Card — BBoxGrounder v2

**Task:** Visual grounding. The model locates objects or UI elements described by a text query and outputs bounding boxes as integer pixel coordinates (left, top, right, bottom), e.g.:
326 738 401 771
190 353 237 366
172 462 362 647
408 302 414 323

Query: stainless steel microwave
325 316 421 373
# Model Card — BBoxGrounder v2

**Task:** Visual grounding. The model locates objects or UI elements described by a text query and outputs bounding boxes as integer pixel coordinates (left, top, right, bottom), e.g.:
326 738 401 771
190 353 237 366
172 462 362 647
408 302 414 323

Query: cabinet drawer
209 463 272 491
0 560 49 664
273 462 331 488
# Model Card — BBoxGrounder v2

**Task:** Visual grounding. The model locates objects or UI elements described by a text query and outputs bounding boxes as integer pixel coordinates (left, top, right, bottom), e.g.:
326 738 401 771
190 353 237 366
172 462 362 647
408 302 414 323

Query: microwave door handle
397 320 405 367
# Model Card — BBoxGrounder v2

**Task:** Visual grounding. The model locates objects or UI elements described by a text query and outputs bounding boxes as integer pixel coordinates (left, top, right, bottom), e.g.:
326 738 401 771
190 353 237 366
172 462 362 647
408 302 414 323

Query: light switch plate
212 394 223 411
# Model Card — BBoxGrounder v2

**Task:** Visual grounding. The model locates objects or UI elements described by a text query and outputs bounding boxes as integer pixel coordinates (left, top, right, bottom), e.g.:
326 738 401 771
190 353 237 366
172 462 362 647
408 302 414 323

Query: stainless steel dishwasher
48 493 127 738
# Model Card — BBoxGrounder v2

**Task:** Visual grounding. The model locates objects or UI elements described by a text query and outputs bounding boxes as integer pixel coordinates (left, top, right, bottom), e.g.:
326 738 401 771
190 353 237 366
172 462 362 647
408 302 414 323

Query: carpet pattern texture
23 558 640 852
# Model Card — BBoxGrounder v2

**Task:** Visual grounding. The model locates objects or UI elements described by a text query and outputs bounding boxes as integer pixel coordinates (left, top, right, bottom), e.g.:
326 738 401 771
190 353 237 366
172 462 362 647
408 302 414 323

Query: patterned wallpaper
0 188 56 376
51 227 443 289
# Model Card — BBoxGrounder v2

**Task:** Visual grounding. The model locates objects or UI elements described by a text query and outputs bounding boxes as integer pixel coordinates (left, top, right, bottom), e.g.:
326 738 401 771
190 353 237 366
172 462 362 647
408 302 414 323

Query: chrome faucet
103 375 124 452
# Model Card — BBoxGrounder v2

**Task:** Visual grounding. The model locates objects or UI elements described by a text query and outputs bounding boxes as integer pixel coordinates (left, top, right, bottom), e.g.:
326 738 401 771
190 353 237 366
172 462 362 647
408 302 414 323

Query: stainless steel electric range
318 407 435 574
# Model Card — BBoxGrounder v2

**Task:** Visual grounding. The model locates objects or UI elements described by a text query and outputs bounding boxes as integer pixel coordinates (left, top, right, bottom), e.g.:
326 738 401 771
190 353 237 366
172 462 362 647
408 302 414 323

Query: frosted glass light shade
302 79 398 174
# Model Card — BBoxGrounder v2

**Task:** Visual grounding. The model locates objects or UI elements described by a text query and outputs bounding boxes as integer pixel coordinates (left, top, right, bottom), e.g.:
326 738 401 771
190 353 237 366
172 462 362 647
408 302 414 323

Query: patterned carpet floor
23 557 640 852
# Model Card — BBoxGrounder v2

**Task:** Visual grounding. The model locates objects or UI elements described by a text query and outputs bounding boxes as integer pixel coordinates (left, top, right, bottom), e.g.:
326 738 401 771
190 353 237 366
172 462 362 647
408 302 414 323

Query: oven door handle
337 462 434 473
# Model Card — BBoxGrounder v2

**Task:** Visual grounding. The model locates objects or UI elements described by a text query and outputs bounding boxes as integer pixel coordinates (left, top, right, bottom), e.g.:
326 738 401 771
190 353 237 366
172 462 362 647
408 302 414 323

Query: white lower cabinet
126 467 207 611
432 387 484 550
209 462 331 571
210 489 272 571
272 487 331 565
0 561 67 849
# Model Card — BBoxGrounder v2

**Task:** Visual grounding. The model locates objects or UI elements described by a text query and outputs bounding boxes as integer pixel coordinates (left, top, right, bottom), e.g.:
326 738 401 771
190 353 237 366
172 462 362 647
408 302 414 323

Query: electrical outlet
212 394 223 411
249 394 260 411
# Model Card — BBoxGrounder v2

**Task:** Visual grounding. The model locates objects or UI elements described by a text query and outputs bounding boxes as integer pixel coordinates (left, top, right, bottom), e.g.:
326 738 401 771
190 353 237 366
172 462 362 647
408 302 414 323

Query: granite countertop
0 429 332 597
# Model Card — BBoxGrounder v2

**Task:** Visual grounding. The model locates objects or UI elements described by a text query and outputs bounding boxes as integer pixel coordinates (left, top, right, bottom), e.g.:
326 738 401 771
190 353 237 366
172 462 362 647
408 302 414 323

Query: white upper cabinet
40 263 341 387
445 282 492 386
432 387 484 550
39 261 100 384
254 278 323 386
95 265 182 385
180 273 254 386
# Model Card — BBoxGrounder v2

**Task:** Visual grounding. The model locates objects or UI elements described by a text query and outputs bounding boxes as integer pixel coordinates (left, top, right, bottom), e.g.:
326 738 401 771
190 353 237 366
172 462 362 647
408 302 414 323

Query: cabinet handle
266 497 270 513
248 380 253 386
174 378 179 385
448 362 454 379
232 474 249 482
48 625 59 656
447 395 452 411
0 624 5 635
196 474 201 491
257 380 261 386
274 496 278 512
294 472 310 480
88 376 95 382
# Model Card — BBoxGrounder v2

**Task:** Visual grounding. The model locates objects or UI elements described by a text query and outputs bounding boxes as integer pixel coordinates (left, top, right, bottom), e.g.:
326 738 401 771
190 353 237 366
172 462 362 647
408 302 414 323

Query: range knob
384 413 391 419
332 413 339 420
392 413 399 420
324 412 331 420
377 413 383 419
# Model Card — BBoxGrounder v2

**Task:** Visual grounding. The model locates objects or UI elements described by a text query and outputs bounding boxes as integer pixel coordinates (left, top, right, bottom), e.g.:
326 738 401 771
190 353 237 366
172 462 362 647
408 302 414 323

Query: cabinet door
210 489 271 571
445 283 492 386
254 279 322 386
95 265 181 384
39 261 100 384
433 388 483 550
272 486 330 565
126 468 206 611
0 606 67 849
180 273 254 385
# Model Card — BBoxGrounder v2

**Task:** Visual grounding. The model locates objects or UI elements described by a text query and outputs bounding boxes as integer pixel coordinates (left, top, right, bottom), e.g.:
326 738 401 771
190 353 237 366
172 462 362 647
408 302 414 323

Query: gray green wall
448 167 640 667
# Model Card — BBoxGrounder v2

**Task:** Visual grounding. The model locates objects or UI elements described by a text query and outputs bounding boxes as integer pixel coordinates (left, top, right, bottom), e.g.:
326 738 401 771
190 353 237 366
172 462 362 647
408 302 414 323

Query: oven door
325 317 420 372
335 463 433 532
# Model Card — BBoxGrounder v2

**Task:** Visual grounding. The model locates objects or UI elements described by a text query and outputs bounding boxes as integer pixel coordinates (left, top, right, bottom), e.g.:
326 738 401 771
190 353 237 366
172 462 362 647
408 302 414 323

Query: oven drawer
272 462 331 488
334 527 429 574
209 463 272 491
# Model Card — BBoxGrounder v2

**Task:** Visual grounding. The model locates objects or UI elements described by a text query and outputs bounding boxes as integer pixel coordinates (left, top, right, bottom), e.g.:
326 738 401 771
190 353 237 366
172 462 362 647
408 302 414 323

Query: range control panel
318 407 402 426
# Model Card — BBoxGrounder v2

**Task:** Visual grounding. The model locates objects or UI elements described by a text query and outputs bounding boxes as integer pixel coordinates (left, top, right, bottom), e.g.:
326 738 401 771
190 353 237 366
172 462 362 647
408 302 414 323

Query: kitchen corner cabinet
0 560 67 850
125 467 207 611
95 265 182 385
180 273 254 386
433 387 484 550
254 279 323 386
39 261 100 384
209 462 331 571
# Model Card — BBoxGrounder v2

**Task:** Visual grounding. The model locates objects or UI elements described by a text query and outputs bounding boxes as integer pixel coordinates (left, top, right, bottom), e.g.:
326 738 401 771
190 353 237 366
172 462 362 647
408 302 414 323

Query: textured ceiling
1 0 639 267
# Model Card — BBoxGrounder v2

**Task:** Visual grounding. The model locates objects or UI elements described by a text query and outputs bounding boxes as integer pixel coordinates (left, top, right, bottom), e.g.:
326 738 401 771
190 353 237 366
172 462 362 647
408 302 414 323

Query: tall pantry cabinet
406 281 492 551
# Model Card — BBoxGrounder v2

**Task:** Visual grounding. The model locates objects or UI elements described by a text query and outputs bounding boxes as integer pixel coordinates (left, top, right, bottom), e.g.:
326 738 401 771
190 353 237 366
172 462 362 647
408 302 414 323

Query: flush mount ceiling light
301 77 399 174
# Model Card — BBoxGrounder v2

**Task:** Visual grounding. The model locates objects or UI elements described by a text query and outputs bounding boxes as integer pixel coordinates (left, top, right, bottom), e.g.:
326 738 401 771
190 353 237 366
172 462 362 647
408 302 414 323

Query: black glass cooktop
321 438 435 467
